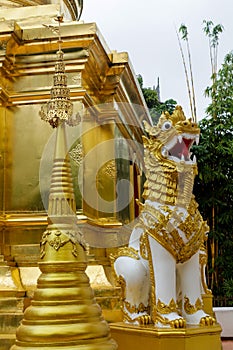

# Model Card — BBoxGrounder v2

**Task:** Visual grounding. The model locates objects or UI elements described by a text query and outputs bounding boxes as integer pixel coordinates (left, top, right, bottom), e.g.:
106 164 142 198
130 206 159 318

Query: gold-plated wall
0 107 5 215
0 3 152 250
2 105 52 212
82 120 116 219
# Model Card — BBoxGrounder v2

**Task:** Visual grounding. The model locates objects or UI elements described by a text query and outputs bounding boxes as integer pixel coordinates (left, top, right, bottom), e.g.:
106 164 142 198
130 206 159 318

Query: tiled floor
222 340 233 350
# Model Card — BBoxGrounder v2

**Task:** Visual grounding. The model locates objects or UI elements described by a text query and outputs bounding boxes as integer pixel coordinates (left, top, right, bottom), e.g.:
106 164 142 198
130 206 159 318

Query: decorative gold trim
154 298 186 328
141 197 207 263
184 296 203 315
156 313 186 329
139 232 149 260
199 241 212 295
110 246 139 263
124 301 150 315
123 310 151 325
40 229 78 259
103 160 116 179
157 298 178 315
69 143 83 166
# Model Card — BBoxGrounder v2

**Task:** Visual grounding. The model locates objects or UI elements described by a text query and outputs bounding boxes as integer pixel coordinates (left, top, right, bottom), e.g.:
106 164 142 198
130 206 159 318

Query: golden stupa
10 22 117 347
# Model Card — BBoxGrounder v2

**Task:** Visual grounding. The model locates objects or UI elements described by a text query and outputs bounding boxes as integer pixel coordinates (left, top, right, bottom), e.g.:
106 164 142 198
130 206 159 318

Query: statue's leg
148 236 185 328
114 255 150 325
178 252 215 326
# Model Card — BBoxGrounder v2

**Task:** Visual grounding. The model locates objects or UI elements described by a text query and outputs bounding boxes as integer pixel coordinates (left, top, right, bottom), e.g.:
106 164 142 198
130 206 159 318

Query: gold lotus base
110 322 222 350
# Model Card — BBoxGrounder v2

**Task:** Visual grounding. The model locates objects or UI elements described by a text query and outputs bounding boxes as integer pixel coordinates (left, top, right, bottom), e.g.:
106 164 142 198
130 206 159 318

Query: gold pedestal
110 322 222 350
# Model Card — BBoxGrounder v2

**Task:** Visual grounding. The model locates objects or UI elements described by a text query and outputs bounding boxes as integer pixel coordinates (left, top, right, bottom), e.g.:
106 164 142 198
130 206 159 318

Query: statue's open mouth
162 133 199 163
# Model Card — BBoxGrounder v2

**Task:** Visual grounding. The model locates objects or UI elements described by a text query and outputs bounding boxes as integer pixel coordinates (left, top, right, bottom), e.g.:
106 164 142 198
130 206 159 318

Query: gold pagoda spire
11 16 117 350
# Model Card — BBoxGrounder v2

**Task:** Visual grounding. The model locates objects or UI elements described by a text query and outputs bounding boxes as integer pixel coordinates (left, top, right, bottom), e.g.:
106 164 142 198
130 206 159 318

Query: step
0 313 23 334
0 334 15 350
0 297 24 312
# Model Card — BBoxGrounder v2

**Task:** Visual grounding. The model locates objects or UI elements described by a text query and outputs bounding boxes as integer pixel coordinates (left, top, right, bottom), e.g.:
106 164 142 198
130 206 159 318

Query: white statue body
114 107 215 328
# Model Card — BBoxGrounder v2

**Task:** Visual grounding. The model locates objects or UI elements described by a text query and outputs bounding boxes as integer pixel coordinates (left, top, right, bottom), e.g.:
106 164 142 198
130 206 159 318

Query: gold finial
40 15 80 128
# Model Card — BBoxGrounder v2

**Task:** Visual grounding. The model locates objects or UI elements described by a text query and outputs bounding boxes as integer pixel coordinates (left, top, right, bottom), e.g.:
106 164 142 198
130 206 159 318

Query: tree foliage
193 51 233 299
203 20 224 80
205 51 233 119
137 74 177 124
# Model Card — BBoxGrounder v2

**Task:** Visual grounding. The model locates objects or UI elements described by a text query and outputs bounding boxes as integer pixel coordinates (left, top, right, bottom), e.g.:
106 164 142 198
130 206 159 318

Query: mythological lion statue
113 106 216 328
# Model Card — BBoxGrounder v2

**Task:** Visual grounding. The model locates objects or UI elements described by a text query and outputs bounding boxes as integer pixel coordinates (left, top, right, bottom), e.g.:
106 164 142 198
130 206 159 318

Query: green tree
203 20 224 85
203 20 224 119
137 74 177 124
193 51 233 301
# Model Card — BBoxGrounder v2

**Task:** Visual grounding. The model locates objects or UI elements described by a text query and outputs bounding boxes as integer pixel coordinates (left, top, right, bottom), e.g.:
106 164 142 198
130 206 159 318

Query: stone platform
110 322 222 350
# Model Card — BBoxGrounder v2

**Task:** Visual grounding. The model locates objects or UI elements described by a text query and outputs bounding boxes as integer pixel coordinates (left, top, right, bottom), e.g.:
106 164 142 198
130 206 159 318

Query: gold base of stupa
110 322 222 350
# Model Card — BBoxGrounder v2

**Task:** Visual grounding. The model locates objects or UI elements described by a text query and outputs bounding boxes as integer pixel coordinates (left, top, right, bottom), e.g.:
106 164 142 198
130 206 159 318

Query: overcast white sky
82 0 232 120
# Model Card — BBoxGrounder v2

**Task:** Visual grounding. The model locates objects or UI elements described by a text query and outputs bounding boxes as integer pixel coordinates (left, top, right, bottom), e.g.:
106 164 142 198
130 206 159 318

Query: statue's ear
142 135 150 147
143 120 152 134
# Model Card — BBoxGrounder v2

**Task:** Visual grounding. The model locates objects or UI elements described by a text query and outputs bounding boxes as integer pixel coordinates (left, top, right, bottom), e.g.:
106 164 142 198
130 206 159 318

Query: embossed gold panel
4 105 52 212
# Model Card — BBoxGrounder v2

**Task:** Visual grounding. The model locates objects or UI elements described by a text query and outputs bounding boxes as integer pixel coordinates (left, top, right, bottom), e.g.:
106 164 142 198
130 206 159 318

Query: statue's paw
124 312 151 326
138 314 151 325
184 310 216 326
200 315 216 326
156 313 186 328
170 317 186 328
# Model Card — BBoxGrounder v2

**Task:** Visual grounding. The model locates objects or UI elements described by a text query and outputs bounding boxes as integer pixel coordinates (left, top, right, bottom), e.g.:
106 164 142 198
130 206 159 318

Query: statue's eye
162 121 172 130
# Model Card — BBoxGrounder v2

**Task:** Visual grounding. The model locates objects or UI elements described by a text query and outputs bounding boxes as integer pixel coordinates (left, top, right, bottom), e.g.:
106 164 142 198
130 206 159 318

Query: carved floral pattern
157 298 178 315
103 160 116 179
184 296 203 315
124 301 150 315
40 229 80 259
69 143 83 166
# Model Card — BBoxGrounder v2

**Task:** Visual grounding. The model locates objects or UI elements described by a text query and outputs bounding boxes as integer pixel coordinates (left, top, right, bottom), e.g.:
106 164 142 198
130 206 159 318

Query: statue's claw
138 314 151 325
200 316 216 326
156 314 186 328
170 318 186 328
